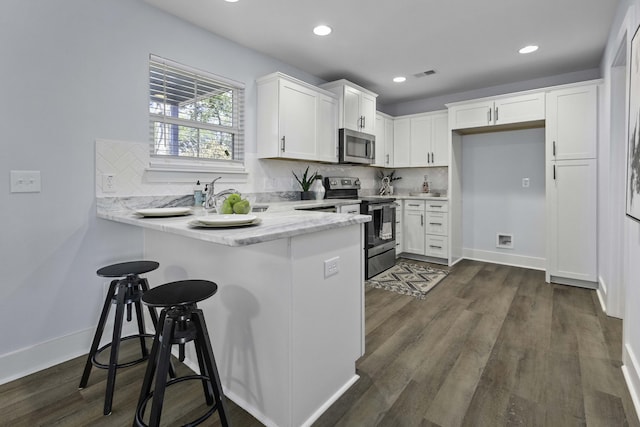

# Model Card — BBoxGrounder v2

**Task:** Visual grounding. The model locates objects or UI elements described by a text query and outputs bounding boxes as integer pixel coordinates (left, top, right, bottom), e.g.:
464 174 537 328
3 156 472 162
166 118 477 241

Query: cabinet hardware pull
553 141 556 157
421 214 424 226
429 245 442 249
553 164 556 180
430 205 442 208
495 107 499 122
362 116 366 129
409 204 420 207
431 152 434 163
281 136 286 152
386 154 389 164
488 108 492 123
429 222 442 225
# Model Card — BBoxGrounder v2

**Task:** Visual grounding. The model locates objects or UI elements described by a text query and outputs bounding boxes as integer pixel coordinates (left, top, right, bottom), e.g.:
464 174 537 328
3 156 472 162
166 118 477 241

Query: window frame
147 55 246 176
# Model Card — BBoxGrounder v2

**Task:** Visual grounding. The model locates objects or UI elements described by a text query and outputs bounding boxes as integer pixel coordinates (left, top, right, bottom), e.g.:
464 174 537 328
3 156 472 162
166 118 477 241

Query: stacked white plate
188 214 261 228
135 207 193 217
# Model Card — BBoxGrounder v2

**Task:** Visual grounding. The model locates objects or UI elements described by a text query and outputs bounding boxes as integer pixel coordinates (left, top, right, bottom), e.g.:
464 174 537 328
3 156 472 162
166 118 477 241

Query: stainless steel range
324 177 397 279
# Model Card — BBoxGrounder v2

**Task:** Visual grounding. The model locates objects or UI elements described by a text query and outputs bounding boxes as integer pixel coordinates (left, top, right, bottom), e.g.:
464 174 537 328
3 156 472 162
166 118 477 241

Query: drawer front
425 211 448 235
426 235 448 258
404 200 425 211
425 201 448 212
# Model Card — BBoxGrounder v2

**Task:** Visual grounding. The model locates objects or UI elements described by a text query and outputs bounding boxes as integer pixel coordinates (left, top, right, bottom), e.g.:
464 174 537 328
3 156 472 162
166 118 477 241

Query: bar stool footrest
91 334 155 370
135 374 219 427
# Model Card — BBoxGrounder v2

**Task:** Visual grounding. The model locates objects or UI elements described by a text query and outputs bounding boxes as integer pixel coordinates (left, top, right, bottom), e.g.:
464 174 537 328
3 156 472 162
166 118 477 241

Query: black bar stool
79 260 174 415
134 279 230 427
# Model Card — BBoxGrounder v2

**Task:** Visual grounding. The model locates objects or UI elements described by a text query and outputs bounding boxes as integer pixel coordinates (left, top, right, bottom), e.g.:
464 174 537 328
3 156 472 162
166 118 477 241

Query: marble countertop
97 198 370 247
381 194 449 201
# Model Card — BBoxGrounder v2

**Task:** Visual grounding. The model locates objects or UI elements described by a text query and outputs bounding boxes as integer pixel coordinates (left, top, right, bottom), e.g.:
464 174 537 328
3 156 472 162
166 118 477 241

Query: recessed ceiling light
313 25 332 36
393 76 406 83
224 0 239 3
519 45 539 54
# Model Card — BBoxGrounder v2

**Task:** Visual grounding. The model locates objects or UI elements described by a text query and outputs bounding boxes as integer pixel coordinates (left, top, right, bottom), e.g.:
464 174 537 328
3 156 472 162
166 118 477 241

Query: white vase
311 178 325 200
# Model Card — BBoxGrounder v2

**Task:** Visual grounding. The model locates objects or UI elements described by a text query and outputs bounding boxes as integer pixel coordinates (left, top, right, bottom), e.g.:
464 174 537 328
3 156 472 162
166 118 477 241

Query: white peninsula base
142 224 364 427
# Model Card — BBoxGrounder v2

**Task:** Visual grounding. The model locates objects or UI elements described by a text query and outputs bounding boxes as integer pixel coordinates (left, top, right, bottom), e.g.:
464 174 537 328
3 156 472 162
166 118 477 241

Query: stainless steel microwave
338 128 375 164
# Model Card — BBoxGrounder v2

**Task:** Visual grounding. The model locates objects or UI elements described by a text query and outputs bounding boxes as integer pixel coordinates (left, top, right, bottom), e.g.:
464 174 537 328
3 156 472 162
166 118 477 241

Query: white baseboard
300 374 359 427
0 328 93 386
623 343 640 422
596 276 608 314
462 248 545 270
0 321 138 386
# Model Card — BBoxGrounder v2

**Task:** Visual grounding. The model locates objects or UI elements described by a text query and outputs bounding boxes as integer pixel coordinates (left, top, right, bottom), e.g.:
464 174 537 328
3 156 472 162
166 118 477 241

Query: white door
360 93 376 134
450 100 493 130
547 159 597 282
384 117 394 167
316 95 338 163
431 113 449 166
494 92 545 125
279 81 317 160
374 114 385 167
410 115 431 167
546 85 597 160
343 86 362 131
393 118 411 167
404 209 425 254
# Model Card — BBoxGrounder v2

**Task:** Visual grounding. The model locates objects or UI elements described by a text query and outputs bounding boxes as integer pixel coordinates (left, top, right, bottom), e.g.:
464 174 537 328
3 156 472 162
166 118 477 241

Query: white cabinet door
547 159 597 282
494 92 545 125
343 86 362 132
425 211 448 235
393 118 411 167
316 94 338 163
360 92 376 134
410 115 431 167
279 80 317 160
425 235 448 258
546 85 597 160
384 117 394 167
450 100 494 130
395 204 403 256
404 209 425 254
431 112 449 166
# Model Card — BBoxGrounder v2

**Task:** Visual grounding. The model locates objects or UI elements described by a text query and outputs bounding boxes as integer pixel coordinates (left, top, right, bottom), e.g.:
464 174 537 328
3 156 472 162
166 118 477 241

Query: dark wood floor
1 259 638 426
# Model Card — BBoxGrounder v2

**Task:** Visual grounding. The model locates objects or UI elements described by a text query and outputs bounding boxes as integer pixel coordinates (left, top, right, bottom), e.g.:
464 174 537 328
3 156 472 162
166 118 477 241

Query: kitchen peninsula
97 198 370 427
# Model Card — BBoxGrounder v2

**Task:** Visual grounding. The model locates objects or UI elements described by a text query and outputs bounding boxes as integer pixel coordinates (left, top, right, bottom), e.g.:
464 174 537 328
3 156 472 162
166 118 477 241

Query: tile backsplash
95 139 448 198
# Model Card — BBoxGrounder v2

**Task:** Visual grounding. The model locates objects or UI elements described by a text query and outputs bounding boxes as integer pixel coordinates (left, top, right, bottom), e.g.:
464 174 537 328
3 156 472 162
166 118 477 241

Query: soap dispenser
193 180 203 206
422 175 430 193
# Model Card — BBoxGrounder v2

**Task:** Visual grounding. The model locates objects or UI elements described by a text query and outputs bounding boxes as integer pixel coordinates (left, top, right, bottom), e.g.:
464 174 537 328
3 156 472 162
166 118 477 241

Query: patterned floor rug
366 261 449 300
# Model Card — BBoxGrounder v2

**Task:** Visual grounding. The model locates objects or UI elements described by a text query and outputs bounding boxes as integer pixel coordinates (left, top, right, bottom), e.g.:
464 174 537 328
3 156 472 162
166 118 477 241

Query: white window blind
149 55 245 163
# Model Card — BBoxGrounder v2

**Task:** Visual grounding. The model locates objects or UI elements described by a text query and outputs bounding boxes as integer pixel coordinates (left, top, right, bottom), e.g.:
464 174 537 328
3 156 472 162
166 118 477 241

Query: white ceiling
143 0 619 106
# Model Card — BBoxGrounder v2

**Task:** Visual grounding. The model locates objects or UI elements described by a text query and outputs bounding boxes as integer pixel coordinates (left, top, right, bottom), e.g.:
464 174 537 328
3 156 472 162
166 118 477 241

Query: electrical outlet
324 256 340 278
102 173 116 193
522 178 530 188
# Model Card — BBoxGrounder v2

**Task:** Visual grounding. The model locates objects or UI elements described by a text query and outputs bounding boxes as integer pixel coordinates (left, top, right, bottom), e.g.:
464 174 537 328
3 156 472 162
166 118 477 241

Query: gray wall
0 0 324 369
462 129 546 259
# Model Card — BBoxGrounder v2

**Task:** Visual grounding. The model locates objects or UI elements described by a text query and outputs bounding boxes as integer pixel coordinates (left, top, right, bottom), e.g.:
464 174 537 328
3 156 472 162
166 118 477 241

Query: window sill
145 158 248 183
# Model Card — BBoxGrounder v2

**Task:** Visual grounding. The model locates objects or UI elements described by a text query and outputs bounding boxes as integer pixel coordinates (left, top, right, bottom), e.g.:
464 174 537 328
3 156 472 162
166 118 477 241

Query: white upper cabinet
449 91 545 130
392 111 449 167
321 80 377 134
374 113 394 167
546 85 597 160
257 72 338 163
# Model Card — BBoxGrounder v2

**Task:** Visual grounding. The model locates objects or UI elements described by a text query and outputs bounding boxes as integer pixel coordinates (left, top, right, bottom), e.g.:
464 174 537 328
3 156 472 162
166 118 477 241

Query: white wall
599 0 640 415
0 0 333 383
460 129 546 268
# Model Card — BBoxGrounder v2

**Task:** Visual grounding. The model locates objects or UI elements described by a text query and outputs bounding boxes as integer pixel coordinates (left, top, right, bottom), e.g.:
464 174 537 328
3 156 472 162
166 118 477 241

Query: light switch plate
324 256 340 278
10 170 41 193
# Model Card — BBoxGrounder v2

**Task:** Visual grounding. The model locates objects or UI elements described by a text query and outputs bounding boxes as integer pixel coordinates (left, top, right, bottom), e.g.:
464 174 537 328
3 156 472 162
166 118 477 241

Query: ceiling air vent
413 70 436 78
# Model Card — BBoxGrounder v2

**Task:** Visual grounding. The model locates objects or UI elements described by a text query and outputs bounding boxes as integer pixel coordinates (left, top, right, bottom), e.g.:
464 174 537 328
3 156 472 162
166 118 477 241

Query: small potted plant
293 166 319 200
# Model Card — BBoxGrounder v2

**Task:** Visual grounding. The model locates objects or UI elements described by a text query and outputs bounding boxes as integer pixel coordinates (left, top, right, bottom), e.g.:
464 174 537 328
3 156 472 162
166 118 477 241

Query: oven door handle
368 203 397 212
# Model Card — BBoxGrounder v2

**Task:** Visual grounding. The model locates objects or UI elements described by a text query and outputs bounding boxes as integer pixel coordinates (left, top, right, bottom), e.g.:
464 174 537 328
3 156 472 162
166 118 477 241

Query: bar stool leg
140 278 176 379
193 336 214 405
148 315 176 427
134 310 166 427
133 297 149 357
193 309 230 426
79 279 118 389
104 280 127 415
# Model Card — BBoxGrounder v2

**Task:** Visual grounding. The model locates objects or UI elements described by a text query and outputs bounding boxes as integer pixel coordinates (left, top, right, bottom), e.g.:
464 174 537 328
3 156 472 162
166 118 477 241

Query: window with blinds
149 55 244 163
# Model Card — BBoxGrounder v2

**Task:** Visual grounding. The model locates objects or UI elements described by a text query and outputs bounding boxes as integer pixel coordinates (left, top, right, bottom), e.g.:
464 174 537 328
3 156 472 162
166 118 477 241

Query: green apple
233 199 251 214
221 199 234 214
226 193 241 205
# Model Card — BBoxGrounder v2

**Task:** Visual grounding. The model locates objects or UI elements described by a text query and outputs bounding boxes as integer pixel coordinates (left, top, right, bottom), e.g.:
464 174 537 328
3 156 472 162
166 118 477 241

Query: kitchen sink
408 192 443 198
207 204 269 213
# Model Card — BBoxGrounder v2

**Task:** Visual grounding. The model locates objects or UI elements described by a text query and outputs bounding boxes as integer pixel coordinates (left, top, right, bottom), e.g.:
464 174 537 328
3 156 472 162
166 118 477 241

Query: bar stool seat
134 280 230 427
79 260 172 416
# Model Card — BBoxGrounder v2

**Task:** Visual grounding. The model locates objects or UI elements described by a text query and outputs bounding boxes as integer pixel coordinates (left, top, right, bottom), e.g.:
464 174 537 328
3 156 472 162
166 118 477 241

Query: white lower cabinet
403 200 449 260
546 158 597 283
395 202 403 256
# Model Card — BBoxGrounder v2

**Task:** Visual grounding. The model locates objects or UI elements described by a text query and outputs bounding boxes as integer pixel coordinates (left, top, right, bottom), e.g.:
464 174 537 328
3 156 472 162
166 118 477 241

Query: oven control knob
354 179 361 186
331 180 338 186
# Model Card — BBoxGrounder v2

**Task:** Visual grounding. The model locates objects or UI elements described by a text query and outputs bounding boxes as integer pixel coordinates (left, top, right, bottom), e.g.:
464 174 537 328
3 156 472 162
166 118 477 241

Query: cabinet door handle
553 141 556 157
553 164 556 180
408 203 420 207
386 154 389 164
429 245 443 249
421 214 424 226
430 205 442 208
495 106 499 122
362 116 366 129
281 136 286 152
431 152 434 163
429 222 442 225
488 108 492 124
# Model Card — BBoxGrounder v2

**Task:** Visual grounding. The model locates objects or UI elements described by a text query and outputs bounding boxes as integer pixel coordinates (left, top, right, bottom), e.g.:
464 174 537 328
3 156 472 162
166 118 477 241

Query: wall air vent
413 70 436 78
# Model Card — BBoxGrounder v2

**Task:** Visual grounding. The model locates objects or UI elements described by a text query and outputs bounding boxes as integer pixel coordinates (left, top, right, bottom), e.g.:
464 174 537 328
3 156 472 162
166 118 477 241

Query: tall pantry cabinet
545 84 598 286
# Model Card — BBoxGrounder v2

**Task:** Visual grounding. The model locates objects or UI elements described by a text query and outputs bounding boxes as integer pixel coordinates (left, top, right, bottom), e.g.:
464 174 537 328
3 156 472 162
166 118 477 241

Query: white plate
188 217 261 228
135 207 193 217
195 214 258 226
